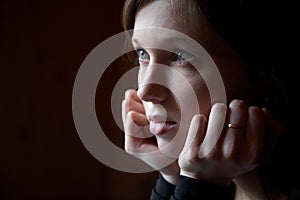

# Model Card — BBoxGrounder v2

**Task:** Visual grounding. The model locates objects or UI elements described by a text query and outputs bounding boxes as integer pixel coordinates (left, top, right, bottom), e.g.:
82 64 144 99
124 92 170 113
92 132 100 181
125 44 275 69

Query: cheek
176 65 212 117
137 67 145 86
193 78 211 116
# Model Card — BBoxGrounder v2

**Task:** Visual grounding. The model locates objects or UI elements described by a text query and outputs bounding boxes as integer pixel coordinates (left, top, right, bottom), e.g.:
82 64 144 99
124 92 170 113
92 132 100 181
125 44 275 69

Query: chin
156 129 186 158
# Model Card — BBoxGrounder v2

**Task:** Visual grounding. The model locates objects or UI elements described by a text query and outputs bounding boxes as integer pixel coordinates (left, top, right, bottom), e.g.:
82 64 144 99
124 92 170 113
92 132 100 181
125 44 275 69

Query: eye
136 49 150 65
172 49 193 65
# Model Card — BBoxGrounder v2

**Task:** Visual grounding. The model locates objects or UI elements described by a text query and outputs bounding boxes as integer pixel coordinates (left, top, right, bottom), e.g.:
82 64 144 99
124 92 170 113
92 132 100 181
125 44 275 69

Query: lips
149 120 177 135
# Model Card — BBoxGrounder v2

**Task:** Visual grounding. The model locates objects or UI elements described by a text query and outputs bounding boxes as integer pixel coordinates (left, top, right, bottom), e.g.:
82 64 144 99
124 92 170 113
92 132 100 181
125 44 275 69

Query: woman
121 0 299 199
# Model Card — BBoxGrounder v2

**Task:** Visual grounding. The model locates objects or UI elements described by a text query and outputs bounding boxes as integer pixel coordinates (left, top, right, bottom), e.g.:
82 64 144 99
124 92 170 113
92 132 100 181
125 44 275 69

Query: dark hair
122 0 280 64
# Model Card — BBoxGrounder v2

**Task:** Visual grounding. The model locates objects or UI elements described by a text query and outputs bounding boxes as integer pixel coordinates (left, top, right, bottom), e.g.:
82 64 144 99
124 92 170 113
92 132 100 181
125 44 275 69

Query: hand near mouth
122 89 179 184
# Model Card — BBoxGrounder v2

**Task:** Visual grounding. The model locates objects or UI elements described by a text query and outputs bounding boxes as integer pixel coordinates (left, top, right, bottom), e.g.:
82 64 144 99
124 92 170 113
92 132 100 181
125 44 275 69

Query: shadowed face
132 0 252 157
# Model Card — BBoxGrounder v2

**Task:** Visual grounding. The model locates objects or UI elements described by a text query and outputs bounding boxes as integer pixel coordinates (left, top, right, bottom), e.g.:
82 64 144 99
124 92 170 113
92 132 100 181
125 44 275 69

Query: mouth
149 120 177 135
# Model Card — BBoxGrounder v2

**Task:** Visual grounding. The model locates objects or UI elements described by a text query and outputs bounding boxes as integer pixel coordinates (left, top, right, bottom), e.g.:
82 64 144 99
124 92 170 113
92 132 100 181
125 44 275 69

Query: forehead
132 0 238 58
132 0 204 45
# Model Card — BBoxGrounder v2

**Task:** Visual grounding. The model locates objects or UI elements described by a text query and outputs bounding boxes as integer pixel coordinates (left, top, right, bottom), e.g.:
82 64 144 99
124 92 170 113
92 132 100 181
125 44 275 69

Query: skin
122 1 284 199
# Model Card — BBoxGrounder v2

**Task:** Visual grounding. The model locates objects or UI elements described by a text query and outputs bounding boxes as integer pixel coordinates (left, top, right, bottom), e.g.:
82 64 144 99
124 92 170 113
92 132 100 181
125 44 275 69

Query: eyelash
135 48 192 66
172 49 192 64
136 49 150 65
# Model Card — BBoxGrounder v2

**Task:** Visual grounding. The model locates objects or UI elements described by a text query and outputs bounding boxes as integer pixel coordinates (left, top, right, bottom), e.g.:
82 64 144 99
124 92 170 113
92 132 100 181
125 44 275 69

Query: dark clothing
150 174 235 200
150 174 300 200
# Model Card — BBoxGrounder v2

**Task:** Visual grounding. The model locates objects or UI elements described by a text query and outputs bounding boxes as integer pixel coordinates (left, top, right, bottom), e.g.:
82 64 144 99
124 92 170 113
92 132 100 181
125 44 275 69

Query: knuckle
222 144 236 160
124 143 133 153
125 89 135 99
204 147 219 160
179 157 195 167
127 111 135 120
180 148 199 163
124 143 138 154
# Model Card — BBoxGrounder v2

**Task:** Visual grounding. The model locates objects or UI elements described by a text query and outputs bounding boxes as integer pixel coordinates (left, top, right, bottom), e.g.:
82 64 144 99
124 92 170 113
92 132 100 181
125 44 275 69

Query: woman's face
132 1 253 157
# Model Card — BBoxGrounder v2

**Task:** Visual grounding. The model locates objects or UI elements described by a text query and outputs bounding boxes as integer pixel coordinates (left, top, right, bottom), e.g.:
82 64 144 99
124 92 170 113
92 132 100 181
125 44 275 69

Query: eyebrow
131 36 188 49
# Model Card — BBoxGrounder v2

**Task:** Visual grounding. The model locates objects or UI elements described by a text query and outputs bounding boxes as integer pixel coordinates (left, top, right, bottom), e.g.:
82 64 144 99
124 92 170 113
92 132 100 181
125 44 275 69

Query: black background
0 1 157 199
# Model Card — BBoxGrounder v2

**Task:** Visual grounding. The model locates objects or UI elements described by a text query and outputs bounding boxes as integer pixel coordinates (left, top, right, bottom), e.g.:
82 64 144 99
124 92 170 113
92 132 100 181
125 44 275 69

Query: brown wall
0 0 157 199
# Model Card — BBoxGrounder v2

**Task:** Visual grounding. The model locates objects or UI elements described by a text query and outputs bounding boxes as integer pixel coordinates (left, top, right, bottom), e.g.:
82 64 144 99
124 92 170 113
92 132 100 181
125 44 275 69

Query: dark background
1 0 298 199
0 0 157 199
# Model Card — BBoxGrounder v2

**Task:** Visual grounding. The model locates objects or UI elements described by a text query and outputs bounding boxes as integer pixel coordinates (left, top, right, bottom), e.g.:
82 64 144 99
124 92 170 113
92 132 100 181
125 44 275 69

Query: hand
122 89 179 184
178 100 273 185
232 107 284 199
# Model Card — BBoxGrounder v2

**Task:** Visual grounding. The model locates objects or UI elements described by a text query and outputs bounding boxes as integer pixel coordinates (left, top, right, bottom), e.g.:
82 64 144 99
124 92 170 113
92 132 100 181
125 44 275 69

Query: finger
222 100 247 159
199 103 227 158
122 89 146 123
128 99 145 114
227 100 247 133
122 99 129 124
125 134 178 172
124 89 136 99
125 89 145 120
127 110 149 127
124 134 156 153
125 111 152 139
181 114 207 157
126 89 142 104
244 106 264 164
125 133 177 173
122 89 136 123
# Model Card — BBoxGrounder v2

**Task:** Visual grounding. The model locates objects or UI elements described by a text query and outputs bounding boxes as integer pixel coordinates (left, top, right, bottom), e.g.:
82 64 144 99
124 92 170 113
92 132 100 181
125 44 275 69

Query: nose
137 84 169 103
137 63 170 103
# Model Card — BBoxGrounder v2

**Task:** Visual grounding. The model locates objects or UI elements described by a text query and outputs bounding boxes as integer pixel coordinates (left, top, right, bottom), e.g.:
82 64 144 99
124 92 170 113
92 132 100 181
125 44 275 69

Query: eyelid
134 47 193 66
135 48 150 65
174 48 194 60
135 47 145 54
136 48 149 57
